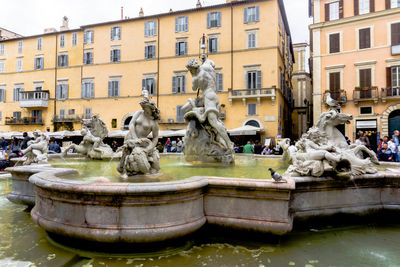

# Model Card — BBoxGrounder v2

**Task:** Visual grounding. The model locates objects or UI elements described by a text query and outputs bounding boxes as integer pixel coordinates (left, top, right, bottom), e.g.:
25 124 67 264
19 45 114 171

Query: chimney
60 16 69 31
196 0 202 8
139 8 144 17
121 7 124 20
169 8 173 13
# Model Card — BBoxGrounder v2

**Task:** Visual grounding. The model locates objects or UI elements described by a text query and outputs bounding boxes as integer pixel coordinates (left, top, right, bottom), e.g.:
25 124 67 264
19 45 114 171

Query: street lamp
199 33 208 63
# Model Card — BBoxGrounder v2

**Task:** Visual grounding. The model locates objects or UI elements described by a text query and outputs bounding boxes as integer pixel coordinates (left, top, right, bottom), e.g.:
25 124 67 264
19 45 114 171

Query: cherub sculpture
21 130 49 165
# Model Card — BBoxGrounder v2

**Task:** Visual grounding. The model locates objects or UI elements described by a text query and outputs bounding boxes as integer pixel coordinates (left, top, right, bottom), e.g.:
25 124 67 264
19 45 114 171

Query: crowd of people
376 130 400 162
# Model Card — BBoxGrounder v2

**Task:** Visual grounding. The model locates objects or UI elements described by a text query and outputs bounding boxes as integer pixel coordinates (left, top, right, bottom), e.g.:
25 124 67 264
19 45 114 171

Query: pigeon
325 92 340 108
269 168 287 183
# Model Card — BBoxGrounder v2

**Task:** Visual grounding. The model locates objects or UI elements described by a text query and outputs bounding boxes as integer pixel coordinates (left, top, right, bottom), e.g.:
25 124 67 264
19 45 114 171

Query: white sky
0 0 311 44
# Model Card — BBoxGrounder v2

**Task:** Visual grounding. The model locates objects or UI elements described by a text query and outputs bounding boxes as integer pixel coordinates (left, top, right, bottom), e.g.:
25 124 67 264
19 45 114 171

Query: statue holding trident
182 34 234 164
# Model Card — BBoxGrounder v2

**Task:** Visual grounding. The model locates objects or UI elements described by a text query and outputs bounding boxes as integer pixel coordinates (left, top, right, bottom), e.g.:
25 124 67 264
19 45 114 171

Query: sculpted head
317 109 352 128
186 59 200 75
140 97 160 120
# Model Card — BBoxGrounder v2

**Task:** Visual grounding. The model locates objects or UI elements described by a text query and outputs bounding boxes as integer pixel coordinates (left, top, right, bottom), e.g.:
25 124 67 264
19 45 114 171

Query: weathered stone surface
21 130 49 165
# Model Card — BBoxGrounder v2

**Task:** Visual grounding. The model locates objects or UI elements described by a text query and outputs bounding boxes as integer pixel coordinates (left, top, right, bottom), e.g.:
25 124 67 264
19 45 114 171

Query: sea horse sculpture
22 130 49 165
284 109 378 177
117 90 161 178
63 115 114 159
182 58 234 164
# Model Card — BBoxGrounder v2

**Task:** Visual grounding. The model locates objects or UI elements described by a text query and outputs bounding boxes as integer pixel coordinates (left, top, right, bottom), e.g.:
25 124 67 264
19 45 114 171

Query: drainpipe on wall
156 16 160 108
53 34 58 132
230 3 233 90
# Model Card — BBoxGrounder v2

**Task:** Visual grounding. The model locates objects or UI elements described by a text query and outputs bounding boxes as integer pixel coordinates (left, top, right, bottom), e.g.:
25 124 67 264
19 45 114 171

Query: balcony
53 114 83 123
323 90 347 106
228 88 276 106
353 87 378 104
19 91 49 108
5 117 44 125
381 87 400 102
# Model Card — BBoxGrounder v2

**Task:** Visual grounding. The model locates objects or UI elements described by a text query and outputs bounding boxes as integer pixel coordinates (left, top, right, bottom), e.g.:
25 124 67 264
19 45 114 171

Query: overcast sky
0 0 311 44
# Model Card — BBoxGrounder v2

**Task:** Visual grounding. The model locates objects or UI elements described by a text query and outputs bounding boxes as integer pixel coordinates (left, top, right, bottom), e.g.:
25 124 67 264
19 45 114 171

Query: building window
175 41 187 56
247 32 257 49
209 37 218 53
391 22 400 47
359 0 370 15
359 28 371 49
172 75 186 93
359 68 372 88
84 30 94 44
108 80 120 97
111 26 121 41
59 109 66 119
68 109 75 115
145 45 156 59
176 105 184 122
60 34 65 48
13 111 21 120
175 16 188 32
391 0 400 8
329 72 341 92
142 78 155 95
37 38 42 50
83 51 93 64
34 57 44 70
244 6 260 23
329 33 340 53
13 86 23 102
111 118 117 128
16 58 23 72
360 106 373 115
0 61 4 73
248 103 257 115
216 73 223 92
18 40 23 53
207 12 221 28
144 21 157 36
110 48 120 62
0 43 4 55
31 110 42 123
328 1 339 21
34 83 43 91
57 54 68 67
392 66 400 87
72 32 78 46
246 70 262 89
81 80 94 99
0 86 5 102
56 83 68 99
84 108 92 119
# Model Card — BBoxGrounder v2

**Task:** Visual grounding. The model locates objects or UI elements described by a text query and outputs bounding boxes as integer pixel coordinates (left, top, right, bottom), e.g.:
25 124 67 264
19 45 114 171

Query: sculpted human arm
127 110 142 140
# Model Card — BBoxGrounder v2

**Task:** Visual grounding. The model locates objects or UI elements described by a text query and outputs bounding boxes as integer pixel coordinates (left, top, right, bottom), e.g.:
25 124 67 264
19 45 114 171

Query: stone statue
117 90 160 178
21 130 49 165
63 115 114 159
285 109 378 177
182 58 234 164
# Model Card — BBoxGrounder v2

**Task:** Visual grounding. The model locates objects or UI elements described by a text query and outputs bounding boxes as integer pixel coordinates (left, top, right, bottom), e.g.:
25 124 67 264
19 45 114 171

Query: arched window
389 110 400 136
123 116 132 130
245 120 260 128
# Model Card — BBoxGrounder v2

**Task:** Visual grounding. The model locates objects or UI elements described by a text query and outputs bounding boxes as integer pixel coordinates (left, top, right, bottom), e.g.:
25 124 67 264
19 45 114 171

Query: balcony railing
353 87 379 104
53 114 83 123
323 90 347 105
19 90 49 108
228 88 276 105
381 87 400 102
5 117 44 125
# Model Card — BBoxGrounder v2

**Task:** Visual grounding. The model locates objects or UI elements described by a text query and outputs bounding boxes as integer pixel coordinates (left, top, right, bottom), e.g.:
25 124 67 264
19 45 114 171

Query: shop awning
228 125 262 136
356 120 377 129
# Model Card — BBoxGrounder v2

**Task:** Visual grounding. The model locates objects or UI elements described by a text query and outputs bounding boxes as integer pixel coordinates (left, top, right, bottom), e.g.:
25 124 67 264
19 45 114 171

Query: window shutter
245 72 248 89
185 16 188 31
391 23 400 46
370 0 375 12
142 78 146 90
387 67 392 88
108 81 112 97
256 70 262 88
81 83 85 98
84 32 87 44
244 7 248 23
325 3 330 22
175 42 179 56
217 12 221 27
175 18 178 32
90 83 94 98
207 13 210 28
110 27 113 40
56 84 60 99
217 73 223 92
117 50 120 61
386 0 391 9
83 53 87 64
339 0 344 19
172 76 177 93
89 52 93 64
184 42 187 55
40 57 44 69
57 55 61 67
65 55 68 66
152 46 156 58
145 46 148 59
118 27 121 39
183 76 186 92
65 84 69 99
354 0 359 15
255 6 260 21
110 50 113 61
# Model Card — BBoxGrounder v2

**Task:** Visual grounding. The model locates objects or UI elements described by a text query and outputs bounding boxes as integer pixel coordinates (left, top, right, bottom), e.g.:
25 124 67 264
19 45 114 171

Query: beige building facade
310 0 400 148
0 0 294 140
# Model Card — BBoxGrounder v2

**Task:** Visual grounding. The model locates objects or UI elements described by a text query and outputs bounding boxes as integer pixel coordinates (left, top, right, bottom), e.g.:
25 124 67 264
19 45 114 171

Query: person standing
377 143 394 162
48 138 61 153
243 141 254 154
360 131 371 149
165 138 171 152
254 140 263 154
21 132 31 150
1 138 8 151
176 138 183 153
393 130 400 162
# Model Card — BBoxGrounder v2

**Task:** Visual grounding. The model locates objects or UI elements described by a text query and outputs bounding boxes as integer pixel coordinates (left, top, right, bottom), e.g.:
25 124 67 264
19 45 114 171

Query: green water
1 178 400 266
50 155 289 182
